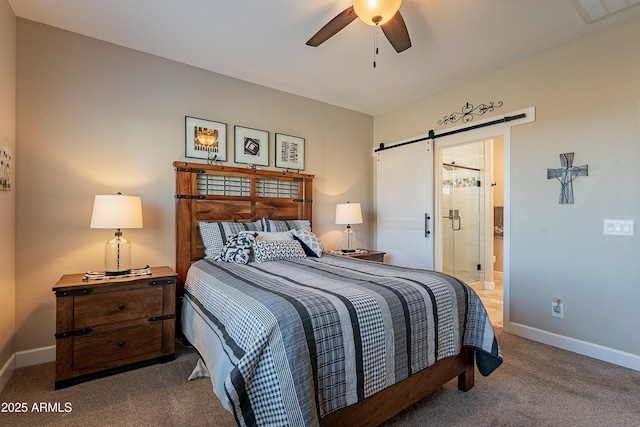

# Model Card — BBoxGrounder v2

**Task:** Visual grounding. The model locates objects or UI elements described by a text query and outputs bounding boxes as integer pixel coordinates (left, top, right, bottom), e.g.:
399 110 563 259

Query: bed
174 161 502 427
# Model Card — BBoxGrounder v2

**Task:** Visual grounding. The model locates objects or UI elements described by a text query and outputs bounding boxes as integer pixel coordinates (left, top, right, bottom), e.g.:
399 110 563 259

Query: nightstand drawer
73 322 163 370
74 286 163 328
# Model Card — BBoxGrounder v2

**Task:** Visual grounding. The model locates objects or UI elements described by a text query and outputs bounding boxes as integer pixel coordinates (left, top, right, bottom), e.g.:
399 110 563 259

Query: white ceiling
8 0 640 115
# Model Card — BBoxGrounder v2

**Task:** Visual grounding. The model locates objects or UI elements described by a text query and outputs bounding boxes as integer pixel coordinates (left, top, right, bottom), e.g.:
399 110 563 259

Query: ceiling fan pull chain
373 26 379 68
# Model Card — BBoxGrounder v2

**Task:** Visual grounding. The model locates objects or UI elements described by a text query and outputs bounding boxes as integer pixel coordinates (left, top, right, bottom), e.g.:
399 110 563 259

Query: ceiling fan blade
381 10 411 53
306 6 357 47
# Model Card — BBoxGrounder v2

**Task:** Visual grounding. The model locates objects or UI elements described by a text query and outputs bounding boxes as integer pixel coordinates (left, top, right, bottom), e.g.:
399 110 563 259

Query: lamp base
105 233 131 274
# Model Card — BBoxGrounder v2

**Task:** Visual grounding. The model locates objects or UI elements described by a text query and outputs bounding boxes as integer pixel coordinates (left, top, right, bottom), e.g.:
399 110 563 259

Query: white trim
16 345 56 368
509 323 640 372
0 353 16 392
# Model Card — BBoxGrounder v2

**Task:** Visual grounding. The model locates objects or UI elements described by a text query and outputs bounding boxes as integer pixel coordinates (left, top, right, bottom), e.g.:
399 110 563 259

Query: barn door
376 140 434 269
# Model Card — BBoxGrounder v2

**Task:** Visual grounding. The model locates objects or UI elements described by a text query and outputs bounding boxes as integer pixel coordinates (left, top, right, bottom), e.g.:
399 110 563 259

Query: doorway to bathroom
436 137 505 327
440 142 483 283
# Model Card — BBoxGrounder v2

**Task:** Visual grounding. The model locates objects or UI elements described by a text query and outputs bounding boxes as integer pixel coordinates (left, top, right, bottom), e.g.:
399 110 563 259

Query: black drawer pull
118 304 125 310
118 341 125 348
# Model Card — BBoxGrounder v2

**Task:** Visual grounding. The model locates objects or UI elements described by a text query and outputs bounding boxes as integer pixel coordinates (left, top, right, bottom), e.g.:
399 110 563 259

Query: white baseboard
509 322 640 371
494 270 504 281
16 345 56 368
0 346 56 392
0 353 16 392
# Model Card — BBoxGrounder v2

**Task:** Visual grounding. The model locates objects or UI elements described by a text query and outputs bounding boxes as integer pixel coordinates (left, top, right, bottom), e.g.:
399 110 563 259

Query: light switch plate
603 219 634 236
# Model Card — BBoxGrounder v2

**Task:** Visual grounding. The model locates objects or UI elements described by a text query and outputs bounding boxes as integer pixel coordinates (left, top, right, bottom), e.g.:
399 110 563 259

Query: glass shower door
441 149 482 283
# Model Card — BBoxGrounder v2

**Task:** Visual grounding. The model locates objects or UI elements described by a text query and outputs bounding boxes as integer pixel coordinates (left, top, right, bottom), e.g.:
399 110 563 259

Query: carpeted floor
2 330 639 426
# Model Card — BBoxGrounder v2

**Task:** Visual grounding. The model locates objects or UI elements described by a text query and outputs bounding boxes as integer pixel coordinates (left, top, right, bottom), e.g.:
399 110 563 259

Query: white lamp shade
336 202 363 225
90 194 143 229
353 0 402 26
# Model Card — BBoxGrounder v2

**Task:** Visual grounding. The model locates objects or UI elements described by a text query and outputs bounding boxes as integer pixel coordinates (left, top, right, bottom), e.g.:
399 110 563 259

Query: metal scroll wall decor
547 153 588 204
438 101 504 125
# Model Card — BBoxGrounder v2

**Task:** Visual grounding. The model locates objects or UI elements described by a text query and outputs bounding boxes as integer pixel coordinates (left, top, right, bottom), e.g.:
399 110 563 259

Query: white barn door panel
376 140 434 269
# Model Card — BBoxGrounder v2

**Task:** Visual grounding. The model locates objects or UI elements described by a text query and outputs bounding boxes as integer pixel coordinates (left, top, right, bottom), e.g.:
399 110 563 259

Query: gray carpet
1 330 639 426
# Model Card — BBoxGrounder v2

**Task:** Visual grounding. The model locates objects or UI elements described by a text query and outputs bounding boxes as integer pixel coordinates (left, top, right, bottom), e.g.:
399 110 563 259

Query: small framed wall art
185 116 227 162
234 125 269 166
275 133 305 171
0 143 12 191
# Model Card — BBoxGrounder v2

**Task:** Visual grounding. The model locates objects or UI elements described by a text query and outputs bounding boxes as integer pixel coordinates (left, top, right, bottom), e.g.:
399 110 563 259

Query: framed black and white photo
234 126 269 166
275 133 305 170
185 116 227 162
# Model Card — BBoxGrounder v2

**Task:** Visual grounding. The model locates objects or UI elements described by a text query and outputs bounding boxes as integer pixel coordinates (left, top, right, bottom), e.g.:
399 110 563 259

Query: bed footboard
319 348 474 427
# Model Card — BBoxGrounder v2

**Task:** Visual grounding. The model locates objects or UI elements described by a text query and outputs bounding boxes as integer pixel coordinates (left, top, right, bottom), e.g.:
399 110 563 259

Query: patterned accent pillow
199 220 262 259
260 218 311 233
291 229 324 258
213 232 257 264
251 240 307 263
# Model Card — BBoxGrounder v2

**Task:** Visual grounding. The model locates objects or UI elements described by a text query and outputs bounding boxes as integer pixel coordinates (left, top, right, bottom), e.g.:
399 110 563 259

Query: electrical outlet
552 299 564 318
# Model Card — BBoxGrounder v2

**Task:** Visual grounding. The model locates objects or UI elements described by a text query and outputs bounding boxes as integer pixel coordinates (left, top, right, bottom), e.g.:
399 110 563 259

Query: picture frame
275 133 305 171
0 143 12 191
185 116 227 162
234 125 269 166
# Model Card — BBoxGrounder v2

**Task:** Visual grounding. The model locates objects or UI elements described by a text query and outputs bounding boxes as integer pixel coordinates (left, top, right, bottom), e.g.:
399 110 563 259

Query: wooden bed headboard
174 161 314 298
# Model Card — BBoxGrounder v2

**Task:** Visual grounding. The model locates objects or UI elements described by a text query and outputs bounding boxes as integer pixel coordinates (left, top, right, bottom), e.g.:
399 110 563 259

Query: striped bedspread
183 255 502 427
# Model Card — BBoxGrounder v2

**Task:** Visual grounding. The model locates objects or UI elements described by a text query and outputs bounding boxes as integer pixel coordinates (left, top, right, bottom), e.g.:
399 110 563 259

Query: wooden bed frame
173 161 474 426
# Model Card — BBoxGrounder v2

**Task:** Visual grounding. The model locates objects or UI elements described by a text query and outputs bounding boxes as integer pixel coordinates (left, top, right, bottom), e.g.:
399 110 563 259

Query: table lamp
90 193 143 275
335 201 363 253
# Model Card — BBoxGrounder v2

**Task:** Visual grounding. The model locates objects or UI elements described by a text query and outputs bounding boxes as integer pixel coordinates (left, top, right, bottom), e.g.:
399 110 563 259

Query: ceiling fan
306 0 412 53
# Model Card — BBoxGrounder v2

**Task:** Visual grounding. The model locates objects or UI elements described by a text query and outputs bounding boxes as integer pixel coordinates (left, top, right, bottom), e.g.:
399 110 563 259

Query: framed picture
234 126 269 166
0 143 12 191
275 133 305 170
185 116 227 161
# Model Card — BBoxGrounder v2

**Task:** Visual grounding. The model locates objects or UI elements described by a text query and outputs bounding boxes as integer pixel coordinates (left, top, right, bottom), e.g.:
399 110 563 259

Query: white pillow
251 240 307 263
256 231 294 241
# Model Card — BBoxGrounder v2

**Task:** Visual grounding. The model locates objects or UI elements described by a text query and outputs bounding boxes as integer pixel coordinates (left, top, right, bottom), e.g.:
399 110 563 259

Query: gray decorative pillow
260 218 311 233
213 232 257 264
291 229 324 258
199 220 262 258
251 240 307 263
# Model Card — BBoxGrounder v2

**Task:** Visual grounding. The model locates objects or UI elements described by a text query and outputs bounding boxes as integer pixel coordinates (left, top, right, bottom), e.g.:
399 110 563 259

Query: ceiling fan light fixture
353 0 402 26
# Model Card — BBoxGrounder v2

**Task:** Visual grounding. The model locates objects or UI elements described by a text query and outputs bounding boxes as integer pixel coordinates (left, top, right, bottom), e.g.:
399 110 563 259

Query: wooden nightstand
52 266 177 389
332 249 386 262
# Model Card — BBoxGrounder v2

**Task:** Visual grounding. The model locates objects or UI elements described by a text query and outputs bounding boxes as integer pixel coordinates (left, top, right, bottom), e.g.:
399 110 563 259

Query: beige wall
15 20 373 352
0 0 16 377
374 16 640 359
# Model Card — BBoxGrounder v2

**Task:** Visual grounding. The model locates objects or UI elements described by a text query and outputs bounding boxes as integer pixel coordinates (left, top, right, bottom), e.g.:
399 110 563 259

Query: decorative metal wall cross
547 153 588 204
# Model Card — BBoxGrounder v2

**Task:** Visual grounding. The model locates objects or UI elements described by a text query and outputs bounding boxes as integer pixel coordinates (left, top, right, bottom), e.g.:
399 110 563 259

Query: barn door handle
425 213 431 237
